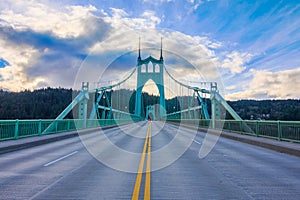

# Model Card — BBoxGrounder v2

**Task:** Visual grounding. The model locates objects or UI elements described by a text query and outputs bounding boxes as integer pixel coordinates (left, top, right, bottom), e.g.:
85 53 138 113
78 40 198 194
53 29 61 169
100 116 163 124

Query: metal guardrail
1 119 299 143
0 119 135 141
167 119 300 143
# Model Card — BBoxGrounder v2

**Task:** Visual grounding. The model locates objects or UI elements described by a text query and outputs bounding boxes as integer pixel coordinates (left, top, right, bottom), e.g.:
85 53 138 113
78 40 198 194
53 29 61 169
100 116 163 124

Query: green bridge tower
134 38 166 119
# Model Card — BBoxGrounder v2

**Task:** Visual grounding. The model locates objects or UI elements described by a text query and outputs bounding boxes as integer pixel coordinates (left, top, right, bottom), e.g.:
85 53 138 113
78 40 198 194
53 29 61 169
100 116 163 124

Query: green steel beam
55 91 86 120
214 92 242 121
89 90 104 120
195 91 210 120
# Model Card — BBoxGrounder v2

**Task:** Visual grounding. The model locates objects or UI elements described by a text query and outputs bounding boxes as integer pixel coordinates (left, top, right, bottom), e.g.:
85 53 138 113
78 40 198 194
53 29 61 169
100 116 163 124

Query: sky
0 0 299 100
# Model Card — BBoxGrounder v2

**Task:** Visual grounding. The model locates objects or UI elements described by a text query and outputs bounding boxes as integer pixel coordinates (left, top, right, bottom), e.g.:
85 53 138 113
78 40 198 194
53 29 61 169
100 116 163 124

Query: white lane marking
193 139 202 145
44 151 78 167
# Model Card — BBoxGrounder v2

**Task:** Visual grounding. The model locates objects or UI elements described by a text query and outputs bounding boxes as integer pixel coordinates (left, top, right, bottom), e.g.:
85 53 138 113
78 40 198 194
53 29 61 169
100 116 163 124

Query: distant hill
0 88 299 121
227 99 300 121
0 88 73 119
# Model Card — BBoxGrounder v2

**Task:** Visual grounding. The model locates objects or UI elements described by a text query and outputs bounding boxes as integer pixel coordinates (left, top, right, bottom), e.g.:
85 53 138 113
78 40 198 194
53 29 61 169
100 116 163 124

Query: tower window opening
155 64 160 73
141 64 146 73
148 62 153 72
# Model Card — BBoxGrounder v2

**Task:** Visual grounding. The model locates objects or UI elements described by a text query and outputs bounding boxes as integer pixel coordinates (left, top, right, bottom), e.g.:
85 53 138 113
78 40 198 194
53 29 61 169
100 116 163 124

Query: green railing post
14 119 19 139
239 120 243 134
256 121 259 137
55 120 58 133
38 119 42 135
67 119 70 130
278 121 282 141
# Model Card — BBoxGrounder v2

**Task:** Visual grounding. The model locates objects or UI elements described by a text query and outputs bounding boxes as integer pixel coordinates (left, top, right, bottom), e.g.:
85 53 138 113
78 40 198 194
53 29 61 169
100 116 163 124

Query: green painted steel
195 91 210 120
135 50 166 118
0 119 138 141
78 82 90 128
167 119 300 143
1 119 299 143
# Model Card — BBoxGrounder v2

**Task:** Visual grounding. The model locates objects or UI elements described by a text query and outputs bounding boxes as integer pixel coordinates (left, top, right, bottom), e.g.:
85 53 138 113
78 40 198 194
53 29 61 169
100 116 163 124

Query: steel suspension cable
96 67 137 90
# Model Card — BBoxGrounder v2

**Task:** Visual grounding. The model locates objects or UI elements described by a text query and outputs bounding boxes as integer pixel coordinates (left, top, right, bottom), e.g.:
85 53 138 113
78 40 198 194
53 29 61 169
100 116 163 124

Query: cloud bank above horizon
0 0 299 100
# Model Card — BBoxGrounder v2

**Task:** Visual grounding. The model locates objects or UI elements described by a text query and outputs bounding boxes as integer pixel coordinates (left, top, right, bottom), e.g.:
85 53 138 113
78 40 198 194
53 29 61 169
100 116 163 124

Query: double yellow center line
132 122 152 200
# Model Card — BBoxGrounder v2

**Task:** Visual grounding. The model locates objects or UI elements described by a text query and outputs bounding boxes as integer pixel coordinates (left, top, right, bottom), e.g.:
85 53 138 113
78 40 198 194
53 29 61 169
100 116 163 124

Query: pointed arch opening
148 62 153 72
141 64 146 73
155 64 160 73
142 79 160 96
141 79 160 117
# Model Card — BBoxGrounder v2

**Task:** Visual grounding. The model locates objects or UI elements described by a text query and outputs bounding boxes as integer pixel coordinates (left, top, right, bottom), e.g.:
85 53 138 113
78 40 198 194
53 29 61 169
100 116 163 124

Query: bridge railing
2 119 299 143
167 119 300 143
0 119 135 141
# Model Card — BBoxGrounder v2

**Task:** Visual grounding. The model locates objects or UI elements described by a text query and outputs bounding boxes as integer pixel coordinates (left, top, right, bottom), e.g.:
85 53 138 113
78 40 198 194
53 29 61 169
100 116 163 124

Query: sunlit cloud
225 68 300 100
0 0 298 101
0 1 111 90
220 51 253 75
0 1 98 38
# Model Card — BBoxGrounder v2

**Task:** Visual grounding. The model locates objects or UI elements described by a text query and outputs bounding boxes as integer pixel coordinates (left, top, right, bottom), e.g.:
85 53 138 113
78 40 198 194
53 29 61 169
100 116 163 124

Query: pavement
0 124 119 155
176 122 300 157
0 121 300 199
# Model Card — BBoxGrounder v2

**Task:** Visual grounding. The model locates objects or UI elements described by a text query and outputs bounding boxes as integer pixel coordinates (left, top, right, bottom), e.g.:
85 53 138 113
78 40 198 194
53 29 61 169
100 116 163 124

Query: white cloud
0 0 98 38
110 8 129 18
0 0 253 99
142 10 161 25
0 37 46 91
103 8 161 31
2 0 294 103
0 0 106 91
225 68 300 100
1 0 222 91
0 0 223 93
220 51 253 75
193 1 203 10
225 85 237 90
186 0 209 11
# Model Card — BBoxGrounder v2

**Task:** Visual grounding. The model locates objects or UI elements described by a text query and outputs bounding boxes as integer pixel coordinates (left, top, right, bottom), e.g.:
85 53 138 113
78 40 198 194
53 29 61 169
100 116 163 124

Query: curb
168 122 300 158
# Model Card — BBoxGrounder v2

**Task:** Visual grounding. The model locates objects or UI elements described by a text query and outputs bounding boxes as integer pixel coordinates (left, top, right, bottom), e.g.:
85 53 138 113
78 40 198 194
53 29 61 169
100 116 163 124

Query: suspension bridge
0 40 300 199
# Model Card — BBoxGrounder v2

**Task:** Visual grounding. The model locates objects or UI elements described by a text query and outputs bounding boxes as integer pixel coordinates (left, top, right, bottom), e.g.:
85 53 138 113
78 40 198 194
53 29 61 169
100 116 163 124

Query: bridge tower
135 38 166 119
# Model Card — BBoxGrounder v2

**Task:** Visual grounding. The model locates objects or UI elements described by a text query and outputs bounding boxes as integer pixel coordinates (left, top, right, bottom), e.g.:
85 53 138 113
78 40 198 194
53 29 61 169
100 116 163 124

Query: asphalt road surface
0 121 299 199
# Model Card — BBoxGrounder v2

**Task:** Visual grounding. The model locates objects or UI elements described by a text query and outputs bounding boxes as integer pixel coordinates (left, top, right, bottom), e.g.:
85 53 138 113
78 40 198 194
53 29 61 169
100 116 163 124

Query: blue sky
0 0 299 100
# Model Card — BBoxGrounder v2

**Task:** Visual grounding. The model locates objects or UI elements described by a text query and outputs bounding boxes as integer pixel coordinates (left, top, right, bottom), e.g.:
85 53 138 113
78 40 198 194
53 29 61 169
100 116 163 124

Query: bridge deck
0 122 299 199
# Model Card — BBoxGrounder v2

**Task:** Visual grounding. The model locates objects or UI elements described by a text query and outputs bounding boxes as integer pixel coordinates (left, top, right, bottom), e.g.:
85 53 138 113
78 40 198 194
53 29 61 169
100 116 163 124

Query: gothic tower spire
138 37 141 61
160 37 163 61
